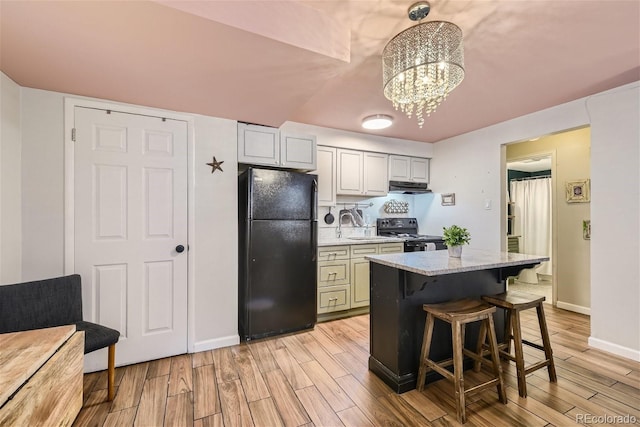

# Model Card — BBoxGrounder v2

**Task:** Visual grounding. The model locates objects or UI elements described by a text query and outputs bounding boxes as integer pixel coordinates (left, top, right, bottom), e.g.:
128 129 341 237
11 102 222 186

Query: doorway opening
506 155 553 302
503 126 591 315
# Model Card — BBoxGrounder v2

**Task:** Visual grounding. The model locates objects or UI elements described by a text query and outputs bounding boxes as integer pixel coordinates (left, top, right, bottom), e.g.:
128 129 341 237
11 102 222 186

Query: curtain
510 177 552 281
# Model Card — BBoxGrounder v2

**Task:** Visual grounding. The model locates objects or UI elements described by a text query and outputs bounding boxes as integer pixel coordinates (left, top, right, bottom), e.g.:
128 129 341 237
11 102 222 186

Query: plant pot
448 245 463 258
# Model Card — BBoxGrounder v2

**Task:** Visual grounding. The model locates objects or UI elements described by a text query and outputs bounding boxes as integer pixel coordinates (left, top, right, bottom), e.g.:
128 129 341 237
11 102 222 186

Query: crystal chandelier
382 1 464 127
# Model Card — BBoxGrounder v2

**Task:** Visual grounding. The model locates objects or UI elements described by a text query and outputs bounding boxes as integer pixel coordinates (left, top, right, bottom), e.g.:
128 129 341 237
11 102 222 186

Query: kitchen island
365 248 548 393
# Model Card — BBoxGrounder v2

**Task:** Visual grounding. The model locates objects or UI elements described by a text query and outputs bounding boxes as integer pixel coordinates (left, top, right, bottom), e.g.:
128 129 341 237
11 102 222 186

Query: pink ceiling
1 0 639 143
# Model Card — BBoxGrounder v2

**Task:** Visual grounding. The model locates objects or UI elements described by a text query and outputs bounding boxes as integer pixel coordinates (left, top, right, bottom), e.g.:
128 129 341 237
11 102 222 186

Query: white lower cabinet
350 244 378 308
354 242 403 308
318 260 350 286
379 242 404 254
318 285 351 314
317 245 350 314
317 242 404 317
318 245 350 262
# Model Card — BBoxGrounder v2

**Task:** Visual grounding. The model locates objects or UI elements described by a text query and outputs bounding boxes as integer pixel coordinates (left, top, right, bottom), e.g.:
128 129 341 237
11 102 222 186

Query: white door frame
63 97 197 353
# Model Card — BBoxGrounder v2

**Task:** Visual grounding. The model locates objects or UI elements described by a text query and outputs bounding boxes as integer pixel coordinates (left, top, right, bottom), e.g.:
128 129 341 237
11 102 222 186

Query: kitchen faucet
336 211 354 238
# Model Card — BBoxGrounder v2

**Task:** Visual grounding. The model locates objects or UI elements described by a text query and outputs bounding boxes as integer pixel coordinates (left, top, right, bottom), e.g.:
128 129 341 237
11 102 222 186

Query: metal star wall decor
206 156 224 173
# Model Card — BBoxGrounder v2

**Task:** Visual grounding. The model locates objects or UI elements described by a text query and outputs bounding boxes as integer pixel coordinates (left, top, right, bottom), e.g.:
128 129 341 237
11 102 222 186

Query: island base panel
369 262 542 393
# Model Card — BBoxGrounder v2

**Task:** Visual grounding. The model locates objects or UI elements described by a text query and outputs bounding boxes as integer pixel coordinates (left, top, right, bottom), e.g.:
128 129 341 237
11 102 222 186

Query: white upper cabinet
317 146 337 206
280 133 317 170
337 149 389 196
363 152 389 196
336 149 364 195
388 155 410 181
410 157 429 183
238 124 279 166
389 155 429 183
238 123 316 170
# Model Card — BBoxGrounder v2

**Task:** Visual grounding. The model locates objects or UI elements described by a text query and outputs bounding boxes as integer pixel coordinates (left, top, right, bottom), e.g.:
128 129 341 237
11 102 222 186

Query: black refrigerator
238 167 318 341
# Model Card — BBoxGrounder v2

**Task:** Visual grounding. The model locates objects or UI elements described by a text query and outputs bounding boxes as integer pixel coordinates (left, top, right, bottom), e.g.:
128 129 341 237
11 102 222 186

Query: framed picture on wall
566 179 590 203
441 193 456 206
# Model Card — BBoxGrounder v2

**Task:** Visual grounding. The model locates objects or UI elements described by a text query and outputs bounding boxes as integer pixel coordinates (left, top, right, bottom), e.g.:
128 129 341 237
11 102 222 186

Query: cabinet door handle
328 272 337 276
328 297 338 302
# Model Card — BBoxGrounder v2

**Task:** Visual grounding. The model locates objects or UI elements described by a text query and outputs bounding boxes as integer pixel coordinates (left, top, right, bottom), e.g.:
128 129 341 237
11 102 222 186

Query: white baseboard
192 335 240 353
588 337 640 362
556 300 590 315
82 335 241 373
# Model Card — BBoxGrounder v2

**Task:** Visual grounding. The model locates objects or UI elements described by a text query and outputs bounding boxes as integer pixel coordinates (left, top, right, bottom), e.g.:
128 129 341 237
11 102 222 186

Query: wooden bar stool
416 299 507 424
481 291 557 398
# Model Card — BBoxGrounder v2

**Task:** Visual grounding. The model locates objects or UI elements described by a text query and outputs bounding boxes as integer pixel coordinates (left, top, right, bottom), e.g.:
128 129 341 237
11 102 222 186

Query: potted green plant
442 225 471 258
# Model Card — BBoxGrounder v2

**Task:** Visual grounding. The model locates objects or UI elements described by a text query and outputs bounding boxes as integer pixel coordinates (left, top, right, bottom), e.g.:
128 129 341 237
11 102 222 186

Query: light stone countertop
318 236 404 247
366 248 549 276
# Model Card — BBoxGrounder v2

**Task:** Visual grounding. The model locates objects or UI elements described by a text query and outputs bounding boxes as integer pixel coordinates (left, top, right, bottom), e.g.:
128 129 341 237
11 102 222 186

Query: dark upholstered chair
0 274 120 400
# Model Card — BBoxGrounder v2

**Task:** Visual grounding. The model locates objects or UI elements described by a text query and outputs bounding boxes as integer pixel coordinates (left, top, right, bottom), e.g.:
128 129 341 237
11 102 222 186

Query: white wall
0 73 22 284
420 135 503 245
191 115 239 350
18 85 239 353
21 88 66 279
427 82 640 360
587 85 640 360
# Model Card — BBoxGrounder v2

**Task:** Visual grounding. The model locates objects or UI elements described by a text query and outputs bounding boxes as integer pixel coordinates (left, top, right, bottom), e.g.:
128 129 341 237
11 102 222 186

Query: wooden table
365 248 548 393
0 325 84 426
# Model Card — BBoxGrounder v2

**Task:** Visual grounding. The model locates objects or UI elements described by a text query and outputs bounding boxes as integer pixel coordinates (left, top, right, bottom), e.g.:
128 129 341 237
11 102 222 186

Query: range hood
388 180 431 194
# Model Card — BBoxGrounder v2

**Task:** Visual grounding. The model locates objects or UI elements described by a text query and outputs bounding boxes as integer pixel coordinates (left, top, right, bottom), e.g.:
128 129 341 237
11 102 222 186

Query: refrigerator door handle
312 179 318 261
312 179 318 221
311 222 318 261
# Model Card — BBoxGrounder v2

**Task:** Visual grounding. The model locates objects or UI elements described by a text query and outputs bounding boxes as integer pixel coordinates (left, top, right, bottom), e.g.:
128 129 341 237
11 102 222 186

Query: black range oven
376 217 446 251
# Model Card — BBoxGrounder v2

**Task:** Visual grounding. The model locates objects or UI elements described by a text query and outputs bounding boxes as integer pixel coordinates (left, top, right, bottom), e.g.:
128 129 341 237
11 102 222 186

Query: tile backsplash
318 194 416 230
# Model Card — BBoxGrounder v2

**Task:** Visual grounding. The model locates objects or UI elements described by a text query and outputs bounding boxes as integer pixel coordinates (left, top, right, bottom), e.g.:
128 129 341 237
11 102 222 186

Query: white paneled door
74 107 188 366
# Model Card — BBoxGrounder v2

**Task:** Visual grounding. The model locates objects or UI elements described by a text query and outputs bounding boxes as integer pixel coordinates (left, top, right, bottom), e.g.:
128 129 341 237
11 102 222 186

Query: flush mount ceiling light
382 1 465 128
362 114 393 130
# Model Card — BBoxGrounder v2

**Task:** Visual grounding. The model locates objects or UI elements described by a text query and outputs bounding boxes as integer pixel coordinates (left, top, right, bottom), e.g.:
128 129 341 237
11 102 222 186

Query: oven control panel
377 217 418 230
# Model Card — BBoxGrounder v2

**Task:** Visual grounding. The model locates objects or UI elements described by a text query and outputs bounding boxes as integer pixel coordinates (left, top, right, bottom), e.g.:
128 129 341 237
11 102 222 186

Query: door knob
176 245 185 253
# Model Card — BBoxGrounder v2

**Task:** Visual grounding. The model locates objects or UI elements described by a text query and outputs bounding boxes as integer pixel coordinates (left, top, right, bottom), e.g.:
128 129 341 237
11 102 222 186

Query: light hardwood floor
74 305 640 426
